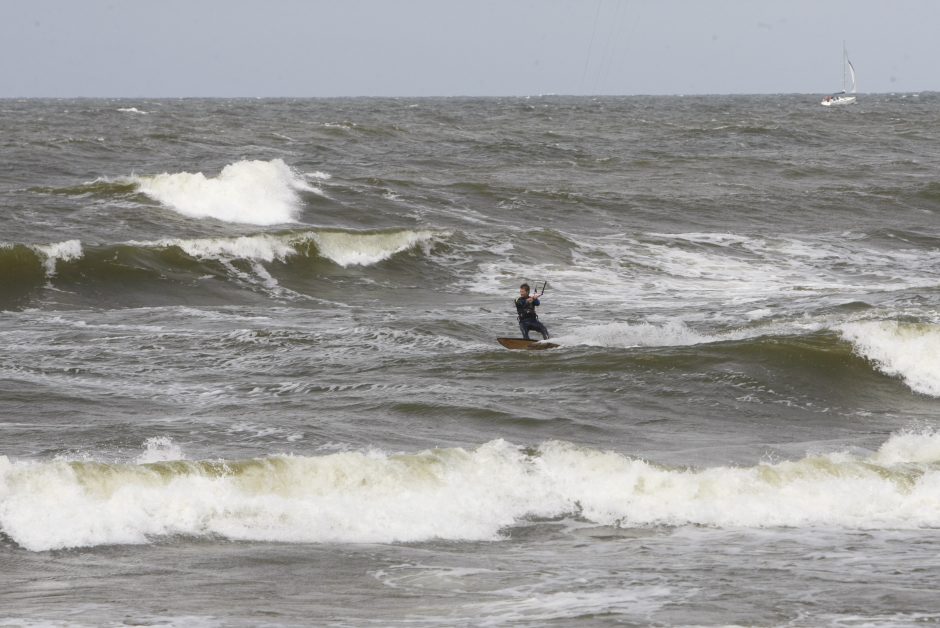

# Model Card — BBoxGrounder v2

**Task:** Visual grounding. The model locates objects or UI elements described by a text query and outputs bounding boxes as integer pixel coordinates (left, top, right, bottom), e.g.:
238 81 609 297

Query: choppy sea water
2 94 940 626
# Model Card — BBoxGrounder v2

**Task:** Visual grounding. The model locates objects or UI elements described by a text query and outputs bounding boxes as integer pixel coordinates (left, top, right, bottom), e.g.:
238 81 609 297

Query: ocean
2 94 940 626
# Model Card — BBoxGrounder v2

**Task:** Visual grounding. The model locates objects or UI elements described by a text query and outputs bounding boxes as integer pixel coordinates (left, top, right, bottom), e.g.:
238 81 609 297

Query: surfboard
496 337 558 350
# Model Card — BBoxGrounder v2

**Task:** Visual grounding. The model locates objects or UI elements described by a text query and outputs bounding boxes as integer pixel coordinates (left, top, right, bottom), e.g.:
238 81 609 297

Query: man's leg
533 321 549 339
519 320 531 340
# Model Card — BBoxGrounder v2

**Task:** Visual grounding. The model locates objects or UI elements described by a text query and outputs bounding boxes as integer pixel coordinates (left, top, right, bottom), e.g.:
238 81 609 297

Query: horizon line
0 91 935 100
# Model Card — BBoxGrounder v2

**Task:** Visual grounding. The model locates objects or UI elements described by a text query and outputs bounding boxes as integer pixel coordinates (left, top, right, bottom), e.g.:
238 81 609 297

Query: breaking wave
3 433 940 551
132 159 316 225
841 321 940 397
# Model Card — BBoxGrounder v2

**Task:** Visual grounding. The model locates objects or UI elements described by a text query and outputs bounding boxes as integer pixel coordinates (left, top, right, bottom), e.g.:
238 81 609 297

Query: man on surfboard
515 283 550 341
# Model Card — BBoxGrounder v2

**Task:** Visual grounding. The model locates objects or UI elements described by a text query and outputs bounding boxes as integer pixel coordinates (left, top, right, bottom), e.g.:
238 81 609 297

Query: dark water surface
2 95 940 626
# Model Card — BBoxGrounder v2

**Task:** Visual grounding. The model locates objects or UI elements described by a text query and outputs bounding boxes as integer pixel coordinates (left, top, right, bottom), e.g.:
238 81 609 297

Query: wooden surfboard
496 337 558 350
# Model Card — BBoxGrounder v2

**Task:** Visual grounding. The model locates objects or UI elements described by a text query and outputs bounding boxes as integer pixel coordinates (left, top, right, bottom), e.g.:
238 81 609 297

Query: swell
30 179 143 201
0 229 448 309
477 328 934 404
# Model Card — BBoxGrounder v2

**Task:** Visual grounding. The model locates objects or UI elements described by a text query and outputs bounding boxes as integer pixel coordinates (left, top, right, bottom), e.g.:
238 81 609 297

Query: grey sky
2 0 937 97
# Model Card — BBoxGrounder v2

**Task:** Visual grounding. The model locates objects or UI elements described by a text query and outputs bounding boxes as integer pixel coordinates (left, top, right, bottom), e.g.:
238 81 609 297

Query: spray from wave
132 159 316 225
3 432 940 551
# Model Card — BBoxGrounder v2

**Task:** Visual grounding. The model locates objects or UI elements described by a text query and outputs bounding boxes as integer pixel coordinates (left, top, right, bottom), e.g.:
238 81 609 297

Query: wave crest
306 229 440 267
3 434 940 551
142 229 444 267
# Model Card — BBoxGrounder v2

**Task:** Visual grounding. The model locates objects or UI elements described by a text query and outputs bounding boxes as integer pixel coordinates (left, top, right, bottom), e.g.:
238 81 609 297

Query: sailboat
820 42 857 106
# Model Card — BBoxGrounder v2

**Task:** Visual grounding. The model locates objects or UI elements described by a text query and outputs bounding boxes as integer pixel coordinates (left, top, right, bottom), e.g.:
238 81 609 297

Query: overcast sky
2 0 937 98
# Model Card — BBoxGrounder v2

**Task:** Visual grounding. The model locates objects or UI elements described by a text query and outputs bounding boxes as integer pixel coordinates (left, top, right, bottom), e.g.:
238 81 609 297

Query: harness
515 297 538 321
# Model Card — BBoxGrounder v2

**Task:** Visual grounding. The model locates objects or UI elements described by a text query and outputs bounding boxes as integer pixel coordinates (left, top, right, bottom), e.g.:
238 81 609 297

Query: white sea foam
841 321 940 396
117 107 147 114
3 434 940 551
30 240 83 277
465 586 673 625
133 159 315 225
505 231 940 318
872 430 940 465
551 320 726 348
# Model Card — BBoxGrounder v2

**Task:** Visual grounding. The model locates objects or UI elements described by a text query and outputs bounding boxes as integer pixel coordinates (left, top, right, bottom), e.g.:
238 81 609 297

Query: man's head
519 283 530 297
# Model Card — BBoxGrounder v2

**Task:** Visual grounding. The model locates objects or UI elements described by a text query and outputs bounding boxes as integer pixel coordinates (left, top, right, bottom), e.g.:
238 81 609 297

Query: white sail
847 58 857 94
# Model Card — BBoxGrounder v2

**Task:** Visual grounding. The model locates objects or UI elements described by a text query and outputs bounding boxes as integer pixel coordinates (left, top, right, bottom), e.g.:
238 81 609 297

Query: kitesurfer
515 283 550 341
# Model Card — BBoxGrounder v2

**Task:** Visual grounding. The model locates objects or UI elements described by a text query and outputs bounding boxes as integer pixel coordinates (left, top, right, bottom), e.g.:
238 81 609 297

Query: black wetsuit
515 296 550 340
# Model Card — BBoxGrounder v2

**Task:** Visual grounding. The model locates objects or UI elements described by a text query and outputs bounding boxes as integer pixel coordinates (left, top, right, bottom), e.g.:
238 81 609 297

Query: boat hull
821 95 856 107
